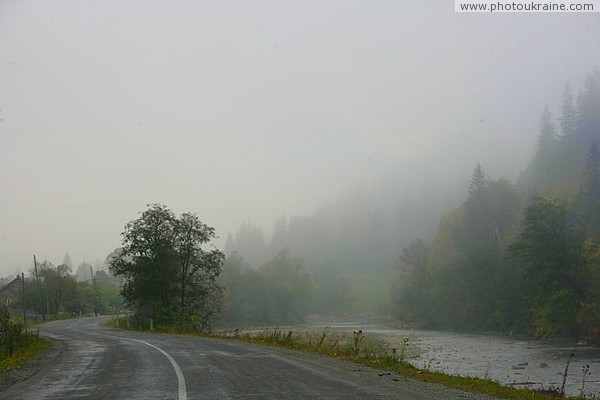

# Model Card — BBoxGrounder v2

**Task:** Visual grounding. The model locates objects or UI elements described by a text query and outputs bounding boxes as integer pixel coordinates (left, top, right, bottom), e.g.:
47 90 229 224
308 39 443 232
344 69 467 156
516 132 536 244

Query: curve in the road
126 338 187 400
1 317 497 400
67 323 187 400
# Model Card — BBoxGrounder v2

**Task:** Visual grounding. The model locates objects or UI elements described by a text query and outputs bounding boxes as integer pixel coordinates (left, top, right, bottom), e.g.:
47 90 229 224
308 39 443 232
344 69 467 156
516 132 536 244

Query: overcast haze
1 0 599 274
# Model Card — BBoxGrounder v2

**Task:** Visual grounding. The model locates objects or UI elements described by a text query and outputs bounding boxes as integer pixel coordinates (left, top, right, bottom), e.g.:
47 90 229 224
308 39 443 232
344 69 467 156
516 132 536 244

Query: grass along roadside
0 337 50 373
213 328 579 400
1 309 54 374
105 318 586 400
1 314 113 378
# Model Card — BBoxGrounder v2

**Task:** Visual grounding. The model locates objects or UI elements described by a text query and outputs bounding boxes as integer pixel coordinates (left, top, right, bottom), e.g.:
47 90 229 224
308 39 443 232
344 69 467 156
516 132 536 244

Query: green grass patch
342 271 394 314
364 357 568 400
10 317 53 330
0 336 50 373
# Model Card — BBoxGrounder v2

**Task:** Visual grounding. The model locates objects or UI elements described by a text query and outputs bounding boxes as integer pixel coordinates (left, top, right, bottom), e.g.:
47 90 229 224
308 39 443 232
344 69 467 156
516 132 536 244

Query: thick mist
1 0 599 274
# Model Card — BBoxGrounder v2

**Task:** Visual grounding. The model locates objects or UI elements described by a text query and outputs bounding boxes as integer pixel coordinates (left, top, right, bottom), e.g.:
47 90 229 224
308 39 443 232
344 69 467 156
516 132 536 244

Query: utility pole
33 255 39 281
34 255 45 321
21 273 27 333
55 266 60 319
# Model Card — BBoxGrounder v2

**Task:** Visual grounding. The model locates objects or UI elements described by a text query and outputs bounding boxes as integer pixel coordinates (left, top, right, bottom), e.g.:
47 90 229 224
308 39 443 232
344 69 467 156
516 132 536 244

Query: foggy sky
1 0 599 275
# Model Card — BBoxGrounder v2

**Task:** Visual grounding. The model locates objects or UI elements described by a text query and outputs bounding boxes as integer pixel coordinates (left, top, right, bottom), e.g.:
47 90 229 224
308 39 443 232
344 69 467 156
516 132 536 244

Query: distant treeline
1 258 122 320
222 156 460 320
394 69 600 341
219 250 313 326
224 162 463 274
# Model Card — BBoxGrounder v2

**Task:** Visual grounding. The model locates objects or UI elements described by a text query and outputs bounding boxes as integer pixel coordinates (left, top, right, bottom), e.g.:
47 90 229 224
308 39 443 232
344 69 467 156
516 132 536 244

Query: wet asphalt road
1 317 496 399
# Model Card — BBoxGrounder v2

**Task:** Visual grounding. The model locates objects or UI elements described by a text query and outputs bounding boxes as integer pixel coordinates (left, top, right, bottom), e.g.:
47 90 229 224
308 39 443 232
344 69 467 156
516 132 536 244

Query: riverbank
292 316 600 398
213 327 578 400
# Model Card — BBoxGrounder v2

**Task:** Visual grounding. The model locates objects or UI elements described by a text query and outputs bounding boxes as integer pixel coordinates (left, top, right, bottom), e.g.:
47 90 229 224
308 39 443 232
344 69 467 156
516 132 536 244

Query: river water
303 319 600 398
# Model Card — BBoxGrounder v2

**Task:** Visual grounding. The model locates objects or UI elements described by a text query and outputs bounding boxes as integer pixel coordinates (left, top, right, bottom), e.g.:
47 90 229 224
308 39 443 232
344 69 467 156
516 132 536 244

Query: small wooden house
0 276 22 308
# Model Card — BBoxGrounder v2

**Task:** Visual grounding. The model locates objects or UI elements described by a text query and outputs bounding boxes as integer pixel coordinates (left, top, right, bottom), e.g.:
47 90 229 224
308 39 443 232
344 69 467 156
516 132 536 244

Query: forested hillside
394 69 600 340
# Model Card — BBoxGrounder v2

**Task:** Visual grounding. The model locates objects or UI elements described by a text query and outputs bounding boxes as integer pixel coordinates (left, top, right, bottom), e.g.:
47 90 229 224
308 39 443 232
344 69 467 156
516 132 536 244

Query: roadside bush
0 304 39 359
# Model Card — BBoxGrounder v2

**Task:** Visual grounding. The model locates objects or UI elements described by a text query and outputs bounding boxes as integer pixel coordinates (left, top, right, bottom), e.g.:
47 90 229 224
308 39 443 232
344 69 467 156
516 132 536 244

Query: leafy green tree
219 253 251 326
14 257 125 320
174 212 223 329
579 141 600 234
260 249 313 323
109 204 224 330
510 197 587 338
23 261 79 318
110 204 178 322
427 209 469 329
392 239 431 325
44 263 75 318
219 250 313 326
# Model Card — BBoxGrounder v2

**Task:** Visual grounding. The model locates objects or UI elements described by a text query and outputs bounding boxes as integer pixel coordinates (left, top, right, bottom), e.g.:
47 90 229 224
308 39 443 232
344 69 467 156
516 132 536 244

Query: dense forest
224 69 600 341
395 69 600 340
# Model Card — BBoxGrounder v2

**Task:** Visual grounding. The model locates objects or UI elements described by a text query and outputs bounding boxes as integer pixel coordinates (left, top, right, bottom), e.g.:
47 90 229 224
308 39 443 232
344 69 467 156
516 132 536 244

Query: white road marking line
126 338 188 400
65 323 188 400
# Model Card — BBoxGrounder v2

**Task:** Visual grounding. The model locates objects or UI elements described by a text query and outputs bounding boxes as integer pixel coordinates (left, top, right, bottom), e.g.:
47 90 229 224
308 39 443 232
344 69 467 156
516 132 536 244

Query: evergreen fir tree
559 82 577 141
537 106 557 156
468 163 486 197
576 69 600 147
533 106 558 193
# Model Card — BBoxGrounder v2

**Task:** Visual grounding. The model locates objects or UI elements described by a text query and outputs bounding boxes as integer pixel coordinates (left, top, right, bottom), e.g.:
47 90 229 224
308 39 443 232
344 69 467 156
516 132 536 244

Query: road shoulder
0 338 64 392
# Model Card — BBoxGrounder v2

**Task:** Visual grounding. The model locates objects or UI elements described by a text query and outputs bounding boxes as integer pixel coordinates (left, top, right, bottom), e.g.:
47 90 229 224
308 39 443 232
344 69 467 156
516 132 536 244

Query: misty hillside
226 70 599 272
222 69 600 339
